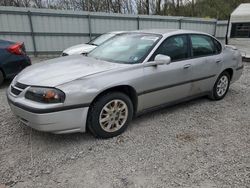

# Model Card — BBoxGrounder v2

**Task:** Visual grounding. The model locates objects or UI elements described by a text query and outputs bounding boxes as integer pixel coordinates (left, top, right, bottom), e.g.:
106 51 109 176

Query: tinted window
213 38 222 53
231 23 250 38
190 35 217 57
150 35 188 61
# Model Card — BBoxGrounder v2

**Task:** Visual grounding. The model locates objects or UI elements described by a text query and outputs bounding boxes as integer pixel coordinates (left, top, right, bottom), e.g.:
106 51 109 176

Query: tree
1 0 250 19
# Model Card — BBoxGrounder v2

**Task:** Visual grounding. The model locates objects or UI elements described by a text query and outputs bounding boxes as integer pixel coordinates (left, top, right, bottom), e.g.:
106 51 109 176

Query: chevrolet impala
7 29 243 138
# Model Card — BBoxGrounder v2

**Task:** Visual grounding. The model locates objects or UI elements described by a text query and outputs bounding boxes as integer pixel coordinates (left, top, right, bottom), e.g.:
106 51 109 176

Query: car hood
16 55 127 87
63 43 96 55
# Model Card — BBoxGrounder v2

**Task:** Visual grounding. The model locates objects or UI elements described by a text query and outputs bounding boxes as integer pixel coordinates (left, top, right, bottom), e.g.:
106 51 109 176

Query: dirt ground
0 58 249 188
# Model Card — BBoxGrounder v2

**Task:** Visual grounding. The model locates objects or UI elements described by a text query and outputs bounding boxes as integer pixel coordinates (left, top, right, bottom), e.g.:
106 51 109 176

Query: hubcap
99 99 128 133
216 75 229 97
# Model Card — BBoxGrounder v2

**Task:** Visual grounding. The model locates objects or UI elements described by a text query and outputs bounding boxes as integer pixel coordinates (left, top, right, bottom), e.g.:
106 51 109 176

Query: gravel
0 58 249 188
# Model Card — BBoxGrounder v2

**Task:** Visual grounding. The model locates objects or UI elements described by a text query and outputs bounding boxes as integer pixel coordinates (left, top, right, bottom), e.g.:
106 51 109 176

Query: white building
227 3 250 58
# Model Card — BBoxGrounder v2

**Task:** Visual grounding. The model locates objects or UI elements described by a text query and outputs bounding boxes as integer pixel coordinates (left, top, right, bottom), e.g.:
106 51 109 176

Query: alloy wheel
99 99 128 133
216 75 229 97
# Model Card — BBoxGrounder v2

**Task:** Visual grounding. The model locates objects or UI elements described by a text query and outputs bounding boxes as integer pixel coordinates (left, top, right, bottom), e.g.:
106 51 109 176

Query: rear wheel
0 70 4 86
210 71 230 100
87 92 133 138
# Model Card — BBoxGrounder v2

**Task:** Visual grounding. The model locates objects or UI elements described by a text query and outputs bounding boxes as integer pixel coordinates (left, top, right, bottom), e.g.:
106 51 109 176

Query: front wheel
87 92 133 138
210 71 230 100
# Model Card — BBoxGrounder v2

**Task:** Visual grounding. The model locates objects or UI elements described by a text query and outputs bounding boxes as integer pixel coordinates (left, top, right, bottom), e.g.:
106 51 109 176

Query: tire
210 71 230 100
87 92 133 138
0 70 4 86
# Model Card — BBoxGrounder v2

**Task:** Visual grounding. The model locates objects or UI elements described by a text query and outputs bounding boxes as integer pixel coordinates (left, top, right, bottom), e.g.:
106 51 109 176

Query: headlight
25 87 65 103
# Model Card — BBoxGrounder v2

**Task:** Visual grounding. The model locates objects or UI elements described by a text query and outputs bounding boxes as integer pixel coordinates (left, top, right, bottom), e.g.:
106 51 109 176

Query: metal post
137 16 140 30
88 14 92 40
214 20 217 36
225 16 231 45
179 19 182 29
27 11 37 57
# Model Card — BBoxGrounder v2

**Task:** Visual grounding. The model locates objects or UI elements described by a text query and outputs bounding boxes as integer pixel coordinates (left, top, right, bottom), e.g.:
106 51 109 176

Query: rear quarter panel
221 47 243 83
0 50 31 78
0 40 31 78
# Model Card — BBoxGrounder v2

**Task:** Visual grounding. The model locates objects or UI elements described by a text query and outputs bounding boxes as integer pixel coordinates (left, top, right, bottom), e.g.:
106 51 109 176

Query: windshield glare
88 33 161 64
89 33 116 46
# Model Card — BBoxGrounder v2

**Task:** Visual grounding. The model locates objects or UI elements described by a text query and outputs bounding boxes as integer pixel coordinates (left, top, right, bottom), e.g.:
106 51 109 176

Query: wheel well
223 68 233 80
90 85 138 116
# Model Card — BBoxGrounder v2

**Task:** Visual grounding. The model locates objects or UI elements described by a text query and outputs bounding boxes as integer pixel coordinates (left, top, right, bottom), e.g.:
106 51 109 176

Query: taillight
7 42 25 55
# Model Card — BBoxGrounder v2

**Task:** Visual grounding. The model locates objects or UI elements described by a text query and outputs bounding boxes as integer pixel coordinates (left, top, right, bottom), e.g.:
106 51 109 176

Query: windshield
88 33 161 64
89 33 116 46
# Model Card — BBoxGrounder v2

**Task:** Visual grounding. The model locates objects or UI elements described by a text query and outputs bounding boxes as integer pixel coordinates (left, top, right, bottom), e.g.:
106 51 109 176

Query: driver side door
140 34 193 110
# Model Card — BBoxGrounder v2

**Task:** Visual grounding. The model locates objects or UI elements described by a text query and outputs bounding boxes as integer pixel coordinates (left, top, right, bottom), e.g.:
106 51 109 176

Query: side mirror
154 54 171 65
144 54 171 67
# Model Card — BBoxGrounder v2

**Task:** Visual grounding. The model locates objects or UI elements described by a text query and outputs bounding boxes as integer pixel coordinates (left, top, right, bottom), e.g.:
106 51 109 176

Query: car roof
108 31 126 34
128 29 210 37
106 29 216 43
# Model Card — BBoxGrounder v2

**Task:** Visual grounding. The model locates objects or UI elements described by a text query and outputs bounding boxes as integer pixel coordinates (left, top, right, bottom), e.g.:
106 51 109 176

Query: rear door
187 34 223 95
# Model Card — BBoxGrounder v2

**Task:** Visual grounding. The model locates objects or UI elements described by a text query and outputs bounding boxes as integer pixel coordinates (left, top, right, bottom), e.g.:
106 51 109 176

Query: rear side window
190 35 217 57
150 35 189 62
213 38 222 53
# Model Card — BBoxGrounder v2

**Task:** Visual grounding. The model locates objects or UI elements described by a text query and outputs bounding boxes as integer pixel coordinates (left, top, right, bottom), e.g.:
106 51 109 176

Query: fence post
225 16 230 45
179 19 182 29
137 16 140 30
214 20 217 37
27 11 37 57
88 14 92 40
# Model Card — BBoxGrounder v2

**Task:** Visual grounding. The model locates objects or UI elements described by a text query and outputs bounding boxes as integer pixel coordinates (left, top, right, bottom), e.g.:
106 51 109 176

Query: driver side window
150 35 189 62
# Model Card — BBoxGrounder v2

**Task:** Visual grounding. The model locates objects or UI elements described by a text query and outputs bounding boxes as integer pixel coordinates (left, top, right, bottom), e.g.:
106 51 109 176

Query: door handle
183 64 191 69
216 60 222 64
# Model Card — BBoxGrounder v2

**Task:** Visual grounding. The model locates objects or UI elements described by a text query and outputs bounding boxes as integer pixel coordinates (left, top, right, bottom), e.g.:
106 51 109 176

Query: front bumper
7 94 89 134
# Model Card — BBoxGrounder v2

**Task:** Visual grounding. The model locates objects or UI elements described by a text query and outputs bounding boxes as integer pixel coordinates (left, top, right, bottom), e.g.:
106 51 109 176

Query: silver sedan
7 29 243 138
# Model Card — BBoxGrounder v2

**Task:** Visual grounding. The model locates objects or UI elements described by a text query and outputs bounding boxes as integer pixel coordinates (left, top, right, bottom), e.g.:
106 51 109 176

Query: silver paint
7 29 243 134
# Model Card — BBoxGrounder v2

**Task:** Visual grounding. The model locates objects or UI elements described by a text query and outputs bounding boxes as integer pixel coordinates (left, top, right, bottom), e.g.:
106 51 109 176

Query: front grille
10 82 29 96
11 86 22 95
15 82 28 90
